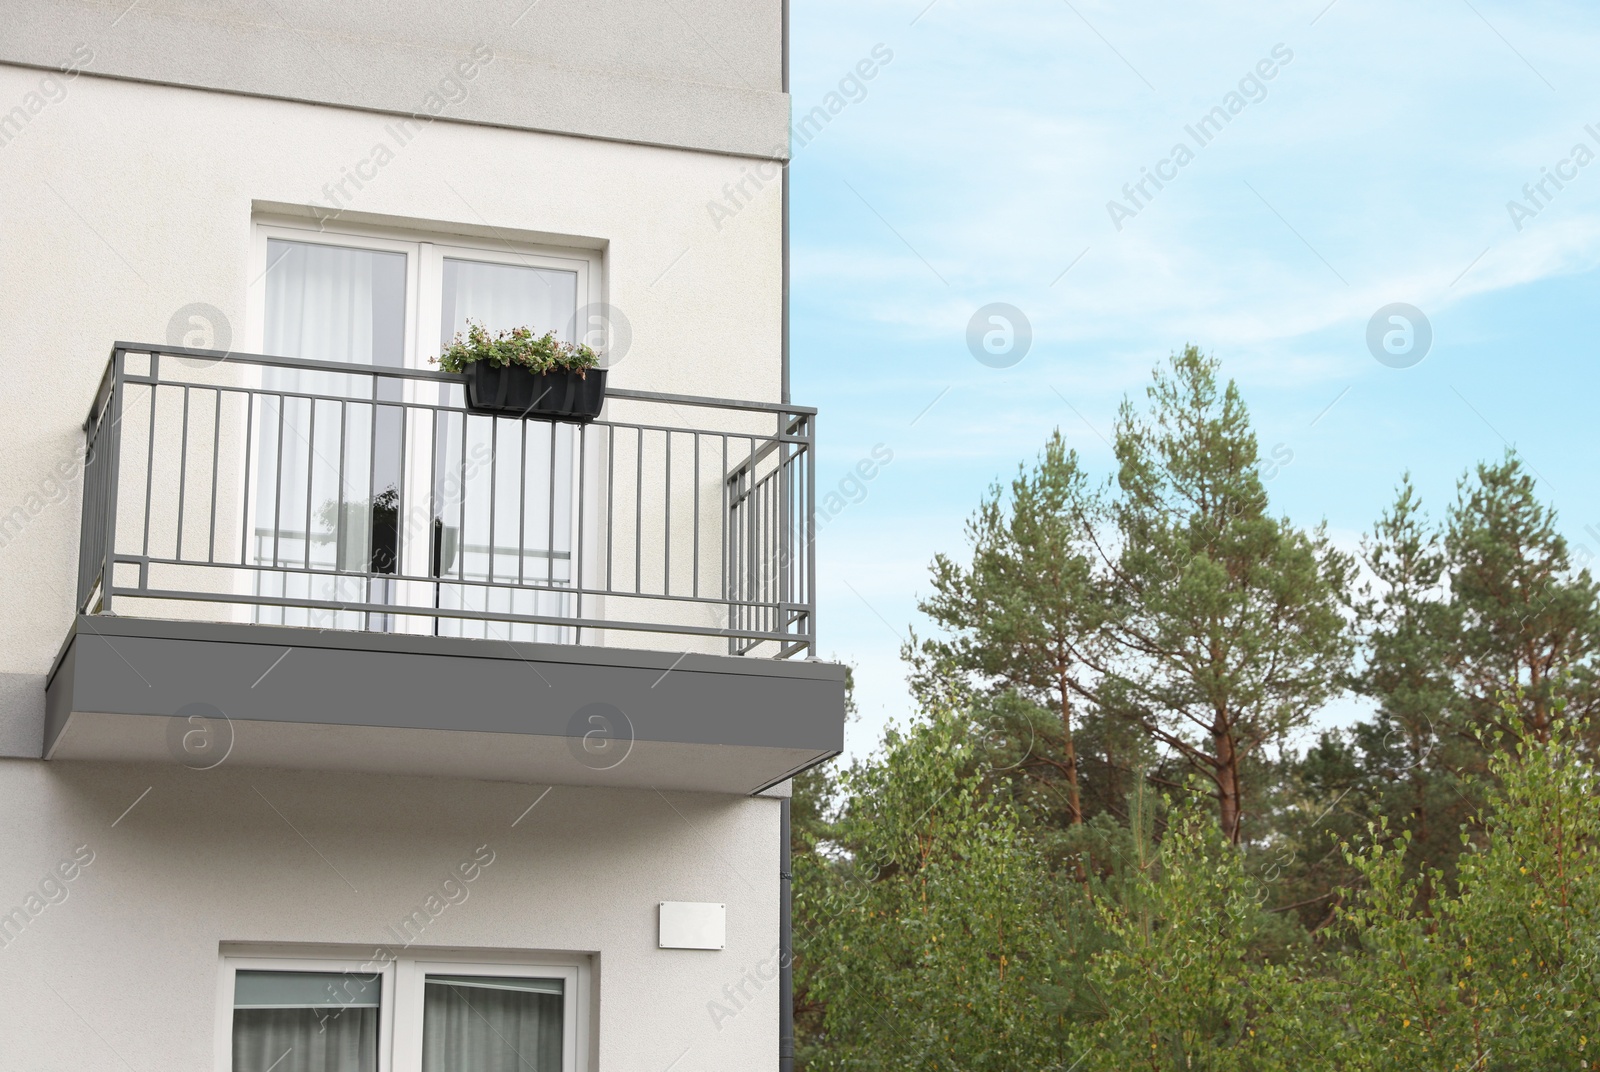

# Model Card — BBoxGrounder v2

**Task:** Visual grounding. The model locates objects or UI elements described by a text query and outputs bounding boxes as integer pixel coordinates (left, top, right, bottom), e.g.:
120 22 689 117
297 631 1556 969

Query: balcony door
429 254 582 643
252 233 413 632
248 220 599 640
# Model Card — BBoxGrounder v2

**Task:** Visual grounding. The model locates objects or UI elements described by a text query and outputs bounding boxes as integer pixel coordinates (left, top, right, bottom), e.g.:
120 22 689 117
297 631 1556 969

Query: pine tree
1349 477 1469 899
1446 452 1600 743
1105 345 1353 842
915 432 1112 824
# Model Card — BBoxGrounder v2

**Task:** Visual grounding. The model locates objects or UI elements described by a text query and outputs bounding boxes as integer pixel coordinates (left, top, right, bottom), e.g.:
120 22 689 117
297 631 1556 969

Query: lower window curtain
421 978 563 1072
233 1007 379 1072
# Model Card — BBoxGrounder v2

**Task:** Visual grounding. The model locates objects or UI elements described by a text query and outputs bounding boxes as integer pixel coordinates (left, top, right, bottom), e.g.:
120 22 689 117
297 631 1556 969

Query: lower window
224 955 584 1072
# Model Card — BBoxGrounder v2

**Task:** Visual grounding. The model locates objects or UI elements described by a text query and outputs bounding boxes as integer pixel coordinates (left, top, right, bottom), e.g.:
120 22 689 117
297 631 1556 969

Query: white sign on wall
658 901 725 950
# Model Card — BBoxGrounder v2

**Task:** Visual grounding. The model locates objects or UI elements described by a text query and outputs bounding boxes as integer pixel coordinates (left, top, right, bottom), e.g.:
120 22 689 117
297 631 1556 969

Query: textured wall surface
0 761 783 1070
0 0 790 158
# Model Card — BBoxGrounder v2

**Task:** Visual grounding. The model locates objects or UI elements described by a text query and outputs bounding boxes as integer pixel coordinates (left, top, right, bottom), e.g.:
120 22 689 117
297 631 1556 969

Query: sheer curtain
434 259 580 644
232 971 380 1072
420 976 564 1072
441 259 575 340
257 240 407 630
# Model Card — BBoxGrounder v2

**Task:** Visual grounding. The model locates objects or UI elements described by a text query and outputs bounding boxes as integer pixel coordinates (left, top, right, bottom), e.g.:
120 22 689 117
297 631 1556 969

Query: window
244 219 603 641
417 974 565 1072
222 955 587 1072
246 219 599 372
232 969 384 1072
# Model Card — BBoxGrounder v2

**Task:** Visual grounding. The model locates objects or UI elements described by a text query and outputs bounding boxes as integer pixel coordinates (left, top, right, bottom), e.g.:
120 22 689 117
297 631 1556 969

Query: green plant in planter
432 320 599 376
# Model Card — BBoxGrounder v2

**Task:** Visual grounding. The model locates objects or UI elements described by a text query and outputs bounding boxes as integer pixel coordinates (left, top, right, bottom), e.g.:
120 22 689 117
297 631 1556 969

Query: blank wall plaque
658 901 725 949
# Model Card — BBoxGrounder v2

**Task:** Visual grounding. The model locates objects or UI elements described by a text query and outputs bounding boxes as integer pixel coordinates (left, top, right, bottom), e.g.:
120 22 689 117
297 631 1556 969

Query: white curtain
420 976 564 1072
266 242 393 365
441 259 575 344
256 240 407 630
233 1008 379 1072
435 259 579 644
232 971 380 1072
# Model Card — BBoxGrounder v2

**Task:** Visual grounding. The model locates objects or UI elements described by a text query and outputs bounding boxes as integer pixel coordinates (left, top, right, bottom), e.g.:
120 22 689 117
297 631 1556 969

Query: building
0 3 844 1069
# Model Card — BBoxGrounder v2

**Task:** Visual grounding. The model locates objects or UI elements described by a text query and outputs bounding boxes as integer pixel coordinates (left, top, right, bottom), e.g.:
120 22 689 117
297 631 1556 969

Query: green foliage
914 346 1354 845
796 698 1600 1071
432 319 598 374
796 709 1066 1071
1068 787 1319 1072
1346 475 1476 899
1336 458 1600 901
1447 452 1600 740
1333 709 1600 1071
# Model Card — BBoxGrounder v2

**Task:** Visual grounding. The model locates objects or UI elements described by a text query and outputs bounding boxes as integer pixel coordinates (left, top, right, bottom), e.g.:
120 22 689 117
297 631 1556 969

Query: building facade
0 3 842 1069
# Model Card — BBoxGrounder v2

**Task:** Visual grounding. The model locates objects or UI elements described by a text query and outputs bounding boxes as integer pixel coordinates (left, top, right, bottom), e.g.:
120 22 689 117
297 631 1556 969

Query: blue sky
784 0 1600 760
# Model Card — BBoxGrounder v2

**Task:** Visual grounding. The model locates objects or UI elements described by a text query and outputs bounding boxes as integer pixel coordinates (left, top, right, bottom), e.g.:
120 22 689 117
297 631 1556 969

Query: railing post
804 412 816 657
725 459 742 657
100 348 125 615
77 374 102 610
777 412 792 648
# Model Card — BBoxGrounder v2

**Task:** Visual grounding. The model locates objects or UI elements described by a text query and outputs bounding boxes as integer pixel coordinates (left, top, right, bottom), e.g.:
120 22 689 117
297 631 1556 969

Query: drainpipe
780 0 791 407
780 1 795 1062
780 796 795 1072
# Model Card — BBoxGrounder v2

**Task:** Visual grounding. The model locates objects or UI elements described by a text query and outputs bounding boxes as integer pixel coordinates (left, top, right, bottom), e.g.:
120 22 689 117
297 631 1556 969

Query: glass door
247 221 598 640
254 236 412 631
426 252 583 643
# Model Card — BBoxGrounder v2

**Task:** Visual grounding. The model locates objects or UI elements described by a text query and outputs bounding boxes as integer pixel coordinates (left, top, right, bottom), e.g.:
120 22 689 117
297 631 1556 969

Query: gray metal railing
77 343 816 657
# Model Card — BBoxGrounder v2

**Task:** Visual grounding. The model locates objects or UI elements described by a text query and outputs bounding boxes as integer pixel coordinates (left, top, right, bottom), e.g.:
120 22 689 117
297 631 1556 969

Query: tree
796 683 1600 1071
798 340 1600 1067
915 432 1112 824
1068 785 1321 1072
1333 706 1600 1071
1348 476 1472 900
1446 451 1600 743
1105 345 1353 842
1259 729 1371 932
796 708 1065 1072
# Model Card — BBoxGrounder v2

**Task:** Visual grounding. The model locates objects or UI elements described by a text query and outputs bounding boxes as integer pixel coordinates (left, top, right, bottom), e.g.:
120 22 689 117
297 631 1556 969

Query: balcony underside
45 615 845 794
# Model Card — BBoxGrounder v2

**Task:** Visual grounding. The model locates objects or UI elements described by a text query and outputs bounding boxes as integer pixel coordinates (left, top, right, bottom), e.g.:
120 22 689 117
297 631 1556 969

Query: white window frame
217 951 590 1072
215 954 399 1072
246 218 603 369
395 957 586 1072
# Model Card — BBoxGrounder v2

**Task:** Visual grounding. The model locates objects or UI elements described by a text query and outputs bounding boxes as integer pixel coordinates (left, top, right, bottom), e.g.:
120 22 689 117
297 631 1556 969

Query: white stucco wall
0 57 793 1071
0 759 784 1071
0 64 786 695
0 0 791 157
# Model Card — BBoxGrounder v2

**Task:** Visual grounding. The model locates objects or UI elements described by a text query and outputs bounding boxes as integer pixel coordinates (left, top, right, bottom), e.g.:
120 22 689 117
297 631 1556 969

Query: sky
783 0 1600 762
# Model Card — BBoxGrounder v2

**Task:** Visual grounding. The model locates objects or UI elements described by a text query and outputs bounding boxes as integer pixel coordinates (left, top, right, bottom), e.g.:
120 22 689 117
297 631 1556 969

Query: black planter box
464 364 607 422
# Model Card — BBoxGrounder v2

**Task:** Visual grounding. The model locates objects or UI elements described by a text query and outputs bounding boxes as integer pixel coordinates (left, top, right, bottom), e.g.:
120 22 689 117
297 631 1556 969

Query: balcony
45 344 845 792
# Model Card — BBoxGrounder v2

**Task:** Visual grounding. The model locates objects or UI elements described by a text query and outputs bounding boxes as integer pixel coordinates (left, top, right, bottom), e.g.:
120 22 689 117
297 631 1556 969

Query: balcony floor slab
45 615 845 794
